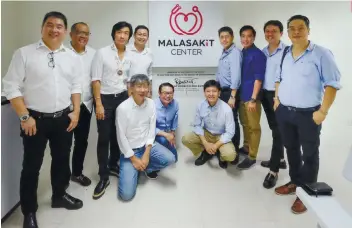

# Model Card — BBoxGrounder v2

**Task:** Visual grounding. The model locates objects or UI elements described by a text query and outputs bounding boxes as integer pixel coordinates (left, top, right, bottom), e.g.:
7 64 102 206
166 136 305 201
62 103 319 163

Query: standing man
261 20 287 189
68 22 96 187
152 82 179 179
237 25 267 170
274 15 341 214
127 25 153 97
91 21 132 200
215 26 242 166
2 11 83 228
117 74 176 201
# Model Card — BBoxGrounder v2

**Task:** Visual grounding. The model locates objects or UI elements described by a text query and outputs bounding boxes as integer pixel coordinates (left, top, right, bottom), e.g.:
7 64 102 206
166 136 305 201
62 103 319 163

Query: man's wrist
319 109 328 115
19 113 30 122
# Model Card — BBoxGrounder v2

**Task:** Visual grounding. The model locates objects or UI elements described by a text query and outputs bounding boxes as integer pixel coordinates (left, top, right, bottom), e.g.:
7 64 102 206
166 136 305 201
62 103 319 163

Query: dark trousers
276 104 321 185
219 88 240 151
20 108 72 215
96 91 128 180
71 104 92 176
261 90 284 172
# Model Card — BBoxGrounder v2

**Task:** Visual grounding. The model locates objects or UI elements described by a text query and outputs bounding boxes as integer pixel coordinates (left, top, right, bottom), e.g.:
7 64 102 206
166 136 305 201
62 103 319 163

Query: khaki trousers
182 130 236 162
239 101 262 160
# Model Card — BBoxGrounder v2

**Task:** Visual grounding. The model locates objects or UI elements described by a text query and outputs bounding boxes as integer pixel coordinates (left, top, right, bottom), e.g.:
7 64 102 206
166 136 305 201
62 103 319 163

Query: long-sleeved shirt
2 39 82 113
116 97 156 158
241 44 267 102
193 99 235 144
215 43 242 89
276 41 341 108
127 44 153 80
154 98 179 134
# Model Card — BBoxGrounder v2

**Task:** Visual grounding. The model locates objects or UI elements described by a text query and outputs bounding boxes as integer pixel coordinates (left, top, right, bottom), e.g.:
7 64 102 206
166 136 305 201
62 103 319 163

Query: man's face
41 16 67 44
264 25 282 44
240 29 255 49
159 86 174 105
219 31 234 49
70 24 90 48
134 28 149 46
114 26 130 46
204 86 220 104
288 19 309 43
132 82 149 99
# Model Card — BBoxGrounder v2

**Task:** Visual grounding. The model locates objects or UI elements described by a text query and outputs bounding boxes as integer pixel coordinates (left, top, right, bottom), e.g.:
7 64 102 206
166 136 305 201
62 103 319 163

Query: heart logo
175 12 198 34
169 4 203 36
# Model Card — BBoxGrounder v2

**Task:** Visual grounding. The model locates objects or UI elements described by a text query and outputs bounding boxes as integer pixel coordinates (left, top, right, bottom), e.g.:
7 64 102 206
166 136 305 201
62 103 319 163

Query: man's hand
204 142 217 155
313 109 327 125
165 132 175 144
141 153 150 168
247 101 257 112
67 112 79 132
273 99 280 111
96 105 105 120
21 117 37 136
228 97 235 109
130 156 146 171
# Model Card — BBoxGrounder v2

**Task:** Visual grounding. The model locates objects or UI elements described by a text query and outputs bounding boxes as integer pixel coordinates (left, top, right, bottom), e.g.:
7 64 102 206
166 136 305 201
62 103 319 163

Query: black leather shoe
261 160 287 169
145 171 158 179
195 151 212 166
263 173 278 189
51 193 83 210
230 154 240 165
92 179 110 200
71 174 92 187
23 213 38 228
238 147 249 155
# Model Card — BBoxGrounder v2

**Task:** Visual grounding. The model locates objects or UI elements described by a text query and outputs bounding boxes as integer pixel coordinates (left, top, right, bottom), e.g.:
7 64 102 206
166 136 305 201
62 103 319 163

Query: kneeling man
182 80 239 168
116 74 176 201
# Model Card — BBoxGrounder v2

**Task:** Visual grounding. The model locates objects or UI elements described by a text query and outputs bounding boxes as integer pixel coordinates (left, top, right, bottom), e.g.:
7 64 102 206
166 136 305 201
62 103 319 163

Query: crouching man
116 74 176 201
182 80 239 168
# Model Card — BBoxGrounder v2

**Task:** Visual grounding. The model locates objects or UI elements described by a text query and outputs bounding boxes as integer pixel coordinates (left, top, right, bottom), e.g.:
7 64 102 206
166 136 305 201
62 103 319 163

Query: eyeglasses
161 91 174 96
47 52 55 68
75 31 91 37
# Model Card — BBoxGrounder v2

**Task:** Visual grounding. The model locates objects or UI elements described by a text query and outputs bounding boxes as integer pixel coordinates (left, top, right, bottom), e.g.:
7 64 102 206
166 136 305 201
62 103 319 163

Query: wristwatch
230 95 236 99
250 98 256 103
19 114 30 122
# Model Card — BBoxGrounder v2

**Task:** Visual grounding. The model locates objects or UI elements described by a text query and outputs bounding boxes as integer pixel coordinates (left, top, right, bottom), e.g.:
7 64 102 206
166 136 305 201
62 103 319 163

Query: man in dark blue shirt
237 25 267 170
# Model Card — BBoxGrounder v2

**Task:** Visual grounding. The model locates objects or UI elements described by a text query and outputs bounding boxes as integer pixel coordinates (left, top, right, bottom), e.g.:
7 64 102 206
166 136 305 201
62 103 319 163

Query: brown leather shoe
291 197 307 214
275 182 297 195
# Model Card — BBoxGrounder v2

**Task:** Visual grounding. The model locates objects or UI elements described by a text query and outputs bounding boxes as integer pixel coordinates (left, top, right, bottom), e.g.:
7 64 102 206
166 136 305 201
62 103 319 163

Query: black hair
158 83 174 93
111 21 133 41
218 26 234 37
263 20 283 32
71 22 89 32
203 80 221 91
287 15 310 29
134 25 149 36
42 11 67 29
239 25 256 37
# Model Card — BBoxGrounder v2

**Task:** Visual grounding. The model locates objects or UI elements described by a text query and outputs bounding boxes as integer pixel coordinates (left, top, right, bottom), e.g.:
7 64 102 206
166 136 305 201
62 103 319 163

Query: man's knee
156 136 168 146
181 132 194 146
118 189 136 202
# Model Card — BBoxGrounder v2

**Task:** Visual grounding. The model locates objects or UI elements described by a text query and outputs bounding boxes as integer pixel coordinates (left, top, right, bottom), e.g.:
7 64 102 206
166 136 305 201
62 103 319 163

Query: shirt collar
288 40 315 52
263 41 285 56
129 44 148 54
206 99 220 109
111 43 126 52
131 97 147 108
157 97 173 108
68 41 87 55
223 43 235 54
242 43 256 52
36 39 66 52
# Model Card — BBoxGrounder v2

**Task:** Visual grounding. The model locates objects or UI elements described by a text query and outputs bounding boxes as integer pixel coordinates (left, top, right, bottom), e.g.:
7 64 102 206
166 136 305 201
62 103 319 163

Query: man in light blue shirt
273 15 341 214
215 26 242 159
261 20 287 189
182 80 239 169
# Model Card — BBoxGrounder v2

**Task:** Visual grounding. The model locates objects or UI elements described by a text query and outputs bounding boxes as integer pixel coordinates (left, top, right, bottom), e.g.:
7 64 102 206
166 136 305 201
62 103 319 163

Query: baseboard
1 202 21 223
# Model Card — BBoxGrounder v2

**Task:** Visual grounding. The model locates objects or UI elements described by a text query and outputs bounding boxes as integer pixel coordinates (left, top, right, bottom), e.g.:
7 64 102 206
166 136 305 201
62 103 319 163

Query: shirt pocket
300 61 317 77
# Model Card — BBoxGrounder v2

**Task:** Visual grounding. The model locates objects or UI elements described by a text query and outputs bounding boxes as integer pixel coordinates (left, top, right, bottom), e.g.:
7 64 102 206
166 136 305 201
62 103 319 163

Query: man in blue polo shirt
237 25 267 170
274 15 341 214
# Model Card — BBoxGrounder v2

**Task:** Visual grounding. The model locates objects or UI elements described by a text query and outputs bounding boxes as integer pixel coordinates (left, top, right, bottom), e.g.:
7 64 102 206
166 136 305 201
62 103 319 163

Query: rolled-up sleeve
193 105 204 136
146 103 156 146
253 52 267 81
320 49 342 90
116 106 134 158
91 50 103 82
230 50 242 90
71 56 83 94
171 102 179 131
220 108 235 144
2 49 25 100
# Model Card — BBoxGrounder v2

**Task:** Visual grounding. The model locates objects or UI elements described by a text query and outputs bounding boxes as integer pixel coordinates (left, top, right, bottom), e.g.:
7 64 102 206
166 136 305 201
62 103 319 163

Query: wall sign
149 1 224 67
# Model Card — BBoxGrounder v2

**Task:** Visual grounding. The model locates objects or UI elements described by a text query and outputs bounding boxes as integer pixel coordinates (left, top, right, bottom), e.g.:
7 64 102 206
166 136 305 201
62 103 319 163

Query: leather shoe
23 213 38 228
263 173 278 189
51 193 83 210
195 151 212 166
261 160 287 169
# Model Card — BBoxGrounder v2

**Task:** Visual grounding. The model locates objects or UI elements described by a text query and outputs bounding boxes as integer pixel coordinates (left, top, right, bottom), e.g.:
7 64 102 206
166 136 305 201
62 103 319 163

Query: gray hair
130 74 150 87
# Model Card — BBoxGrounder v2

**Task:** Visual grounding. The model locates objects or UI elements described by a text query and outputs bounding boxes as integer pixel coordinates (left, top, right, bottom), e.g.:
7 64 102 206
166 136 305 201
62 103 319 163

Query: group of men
2 10 341 228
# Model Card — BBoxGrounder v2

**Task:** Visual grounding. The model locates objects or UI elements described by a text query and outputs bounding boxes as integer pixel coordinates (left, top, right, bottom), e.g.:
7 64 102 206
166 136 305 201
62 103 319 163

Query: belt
283 105 320 112
102 91 127 98
221 87 231 92
29 107 71 118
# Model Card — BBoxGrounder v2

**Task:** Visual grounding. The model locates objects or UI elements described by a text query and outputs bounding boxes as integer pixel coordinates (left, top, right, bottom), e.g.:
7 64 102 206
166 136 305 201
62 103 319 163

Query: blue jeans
155 135 178 162
118 142 176 201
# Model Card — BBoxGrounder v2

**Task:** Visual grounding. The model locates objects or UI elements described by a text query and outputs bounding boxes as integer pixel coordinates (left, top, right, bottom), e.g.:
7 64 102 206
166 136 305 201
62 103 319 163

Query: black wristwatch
250 98 256 103
19 114 30 122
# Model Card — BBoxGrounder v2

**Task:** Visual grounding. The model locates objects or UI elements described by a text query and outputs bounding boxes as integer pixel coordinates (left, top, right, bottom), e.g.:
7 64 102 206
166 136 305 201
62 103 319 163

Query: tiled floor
2 127 352 228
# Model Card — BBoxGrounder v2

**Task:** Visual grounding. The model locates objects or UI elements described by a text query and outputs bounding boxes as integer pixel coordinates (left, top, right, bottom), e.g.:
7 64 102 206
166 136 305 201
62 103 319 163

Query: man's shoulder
117 97 131 111
146 97 155 107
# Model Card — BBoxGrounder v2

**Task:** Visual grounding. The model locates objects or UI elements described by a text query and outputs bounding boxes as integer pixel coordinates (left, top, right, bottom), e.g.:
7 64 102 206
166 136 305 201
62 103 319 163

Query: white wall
1 0 352 213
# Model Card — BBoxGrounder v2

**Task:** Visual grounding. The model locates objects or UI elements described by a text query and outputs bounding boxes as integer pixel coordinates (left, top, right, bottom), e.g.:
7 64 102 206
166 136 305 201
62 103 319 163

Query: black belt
102 91 127 98
283 105 320 112
29 107 71 118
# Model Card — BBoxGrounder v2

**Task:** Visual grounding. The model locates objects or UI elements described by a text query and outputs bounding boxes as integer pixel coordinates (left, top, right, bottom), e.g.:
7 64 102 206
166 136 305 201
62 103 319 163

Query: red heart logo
175 12 198 34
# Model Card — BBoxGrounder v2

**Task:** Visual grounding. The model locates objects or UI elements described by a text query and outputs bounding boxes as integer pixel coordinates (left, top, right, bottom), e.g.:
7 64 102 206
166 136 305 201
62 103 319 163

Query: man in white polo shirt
68 22 96 187
116 74 175 201
2 11 83 228
127 25 153 97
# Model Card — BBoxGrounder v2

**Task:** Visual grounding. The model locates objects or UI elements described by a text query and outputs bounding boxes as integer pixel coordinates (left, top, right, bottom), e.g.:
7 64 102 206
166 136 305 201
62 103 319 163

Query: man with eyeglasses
2 11 83 228
274 15 341 214
182 80 239 167
67 22 96 187
91 21 133 200
127 25 153 97
149 82 179 179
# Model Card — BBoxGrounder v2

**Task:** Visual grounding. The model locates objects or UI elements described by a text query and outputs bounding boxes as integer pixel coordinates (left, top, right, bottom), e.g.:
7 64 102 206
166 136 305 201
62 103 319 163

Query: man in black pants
215 26 242 168
91 21 133 199
260 20 287 189
2 11 83 228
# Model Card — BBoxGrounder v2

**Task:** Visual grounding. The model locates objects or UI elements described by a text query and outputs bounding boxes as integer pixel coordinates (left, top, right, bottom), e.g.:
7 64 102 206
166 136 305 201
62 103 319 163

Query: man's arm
91 50 103 106
171 102 179 131
229 49 242 98
116 106 135 158
71 56 83 114
251 52 266 99
144 102 157 158
216 108 235 148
